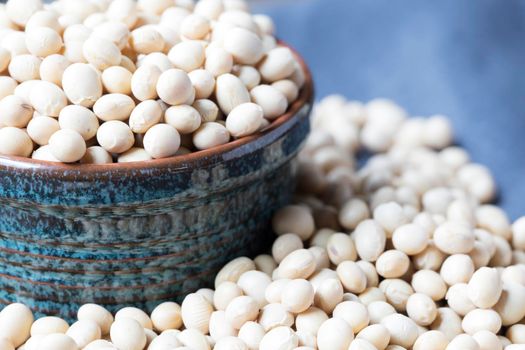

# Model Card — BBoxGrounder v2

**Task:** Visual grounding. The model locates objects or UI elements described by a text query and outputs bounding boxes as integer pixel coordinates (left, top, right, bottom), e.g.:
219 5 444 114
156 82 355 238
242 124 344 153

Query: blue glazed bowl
0 48 313 320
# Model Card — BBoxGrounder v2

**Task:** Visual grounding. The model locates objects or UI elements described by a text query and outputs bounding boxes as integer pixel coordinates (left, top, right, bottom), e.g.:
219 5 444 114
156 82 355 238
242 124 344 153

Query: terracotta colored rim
0 41 313 174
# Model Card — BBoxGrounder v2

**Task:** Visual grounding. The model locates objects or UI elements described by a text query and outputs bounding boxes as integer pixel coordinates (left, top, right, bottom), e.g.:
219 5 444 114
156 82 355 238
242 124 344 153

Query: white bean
80 146 113 164
225 102 263 138
237 270 271 308
278 249 316 280
131 26 164 54
406 293 437 326
215 73 250 115
232 65 261 90
258 47 295 82
467 267 502 309
333 301 369 333
314 278 344 314
25 27 62 57
29 80 67 117
96 120 134 153
445 283 476 317
77 304 113 335
0 77 17 100
143 123 181 158
181 14 210 40
316 317 354 350
493 282 525 326
114 308 152 330
0 303 34 347
168 41 205 73
93 93 135 121
156 68 194 106
92 21 130 50
472 330 502 350
102 66 132 95
375 250 410 278
180 293 213 334
82 36 121 70
225 296 259 330
129 100 163 133
193 99 219 122
165 104 202 134
40 55 70 87
8 54 41 82
440 254 475 286
205 47 233 77
131 64 162 101
337 261 367 294
238 322 264 350
59 105 99 140
27 116 60 146
250 84 288 120
65 320 101 348
281 279 314 314
150 302 182 332
5 0 43 26
353 220 386 262
0 95 33 128
192 122 230 150
215 257 255 287
30 316 68 336
110 318 146 350
62 63 102 107
434 221 475 254
392 223 429 255
188 69 215 99
356 324 390 350
259 326 297 350
373 202 409 237
412 270 447 301
48 129 87 163
381 314 418 348
413 330 449 350
430 308 463 341
257 303 293 331
326 232 357 265
446 334 480 350
138 52 173 72
214 281 243 311
461 308 501 335
36 333 79 350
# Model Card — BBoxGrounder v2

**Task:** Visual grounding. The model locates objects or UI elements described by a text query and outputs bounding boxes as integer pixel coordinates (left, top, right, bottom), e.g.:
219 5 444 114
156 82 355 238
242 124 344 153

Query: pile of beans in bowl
0 0 304 164
0 95 524 350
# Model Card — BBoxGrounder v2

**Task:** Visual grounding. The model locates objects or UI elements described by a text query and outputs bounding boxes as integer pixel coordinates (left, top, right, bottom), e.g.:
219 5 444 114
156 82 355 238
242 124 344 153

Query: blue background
254 0 525 219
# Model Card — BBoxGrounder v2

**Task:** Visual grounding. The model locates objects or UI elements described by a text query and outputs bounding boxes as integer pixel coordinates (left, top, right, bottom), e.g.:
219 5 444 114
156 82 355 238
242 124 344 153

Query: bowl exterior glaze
0 65 313 321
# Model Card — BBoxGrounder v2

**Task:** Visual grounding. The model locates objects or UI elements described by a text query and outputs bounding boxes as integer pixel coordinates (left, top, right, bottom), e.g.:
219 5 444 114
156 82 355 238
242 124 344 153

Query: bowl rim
0 41 313 175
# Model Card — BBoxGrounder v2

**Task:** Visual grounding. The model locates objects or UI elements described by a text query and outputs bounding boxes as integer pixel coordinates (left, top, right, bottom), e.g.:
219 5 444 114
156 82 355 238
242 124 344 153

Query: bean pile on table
0 0 304 163
0 95 524 350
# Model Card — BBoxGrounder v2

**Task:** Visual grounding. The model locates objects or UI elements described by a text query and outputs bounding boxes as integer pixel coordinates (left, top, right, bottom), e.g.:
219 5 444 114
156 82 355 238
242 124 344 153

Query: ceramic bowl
0 46 313 320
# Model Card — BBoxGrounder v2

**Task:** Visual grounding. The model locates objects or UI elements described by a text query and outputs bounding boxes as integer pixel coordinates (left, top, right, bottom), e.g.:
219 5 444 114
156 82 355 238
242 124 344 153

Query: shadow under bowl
0 45 314 320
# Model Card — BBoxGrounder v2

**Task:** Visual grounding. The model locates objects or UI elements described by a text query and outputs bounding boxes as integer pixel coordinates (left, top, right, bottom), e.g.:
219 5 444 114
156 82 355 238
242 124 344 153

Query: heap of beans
0 0 304 164
1 96 524 350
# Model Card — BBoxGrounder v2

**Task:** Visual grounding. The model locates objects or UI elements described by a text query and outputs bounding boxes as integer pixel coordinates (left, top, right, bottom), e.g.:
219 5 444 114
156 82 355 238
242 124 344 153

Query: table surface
254 0 525 219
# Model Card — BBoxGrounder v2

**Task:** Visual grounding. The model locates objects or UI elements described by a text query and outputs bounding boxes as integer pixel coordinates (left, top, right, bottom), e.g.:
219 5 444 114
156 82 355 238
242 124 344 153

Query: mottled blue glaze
0 58 313 321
